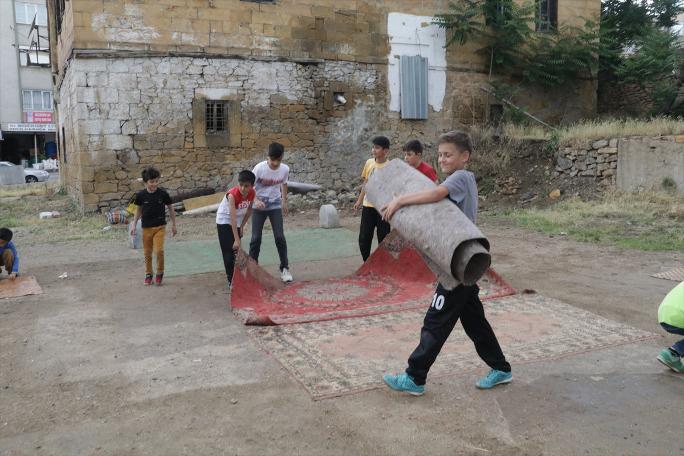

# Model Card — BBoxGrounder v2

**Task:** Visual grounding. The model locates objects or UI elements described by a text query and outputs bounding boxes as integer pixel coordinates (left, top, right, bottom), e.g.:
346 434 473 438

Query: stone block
86 72 108 87
105 134 133 150
119 90 141 103
109 60 130 73
319 204 340 228
592 139 608 149
96 88 119 103
77 88 97 103
108 73 137 89
94 181 118 193
78 59 107 72
556 156 573 170
597 147 617 155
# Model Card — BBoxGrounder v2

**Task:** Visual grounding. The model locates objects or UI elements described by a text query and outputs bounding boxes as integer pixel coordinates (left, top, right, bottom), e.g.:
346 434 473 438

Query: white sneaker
280 268 293 283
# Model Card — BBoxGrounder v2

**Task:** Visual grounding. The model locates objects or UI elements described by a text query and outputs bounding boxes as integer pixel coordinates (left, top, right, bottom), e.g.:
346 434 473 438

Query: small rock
549 189 561 199
231 399 238 405
592 139 609 149
556 157 573 170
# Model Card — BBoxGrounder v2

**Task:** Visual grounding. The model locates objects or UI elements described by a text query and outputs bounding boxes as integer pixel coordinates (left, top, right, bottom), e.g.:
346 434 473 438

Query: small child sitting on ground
0 228 19 280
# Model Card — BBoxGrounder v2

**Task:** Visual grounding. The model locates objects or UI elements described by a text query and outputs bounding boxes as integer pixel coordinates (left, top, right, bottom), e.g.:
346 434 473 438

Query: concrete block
319 204 340 228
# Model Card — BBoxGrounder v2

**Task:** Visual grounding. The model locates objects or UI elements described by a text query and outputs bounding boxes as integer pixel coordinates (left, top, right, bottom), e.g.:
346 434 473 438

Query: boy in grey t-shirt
380 131 511 395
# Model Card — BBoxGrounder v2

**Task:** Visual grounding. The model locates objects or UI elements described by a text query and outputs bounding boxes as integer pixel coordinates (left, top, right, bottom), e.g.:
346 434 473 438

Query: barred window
536 0 557 32
205 101 227 134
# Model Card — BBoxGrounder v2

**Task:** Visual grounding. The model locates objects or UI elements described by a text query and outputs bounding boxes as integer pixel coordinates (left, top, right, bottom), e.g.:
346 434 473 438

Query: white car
0 161 50 183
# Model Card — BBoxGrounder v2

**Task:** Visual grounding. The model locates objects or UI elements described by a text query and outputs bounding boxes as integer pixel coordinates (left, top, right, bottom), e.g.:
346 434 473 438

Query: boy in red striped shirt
216 170 256 289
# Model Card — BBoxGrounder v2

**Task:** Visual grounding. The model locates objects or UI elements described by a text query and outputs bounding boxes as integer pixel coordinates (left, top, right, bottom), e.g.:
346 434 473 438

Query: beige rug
249 293 658 400
0 275 43 299
651 267 684 282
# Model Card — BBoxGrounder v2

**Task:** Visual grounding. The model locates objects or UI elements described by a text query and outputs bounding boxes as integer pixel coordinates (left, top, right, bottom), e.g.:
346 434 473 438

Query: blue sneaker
382 373 425 396
476 369 512 389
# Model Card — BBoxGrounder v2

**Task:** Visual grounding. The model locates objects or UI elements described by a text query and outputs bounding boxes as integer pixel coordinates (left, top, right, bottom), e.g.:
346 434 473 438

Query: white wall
387 12 447 113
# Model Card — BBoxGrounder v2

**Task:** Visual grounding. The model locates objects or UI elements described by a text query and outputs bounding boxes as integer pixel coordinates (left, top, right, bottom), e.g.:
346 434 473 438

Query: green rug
149 227 372 277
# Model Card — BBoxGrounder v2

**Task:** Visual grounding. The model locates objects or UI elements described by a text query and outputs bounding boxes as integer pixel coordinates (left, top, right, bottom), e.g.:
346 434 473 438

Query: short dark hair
237 170 256 185
268 142 284 160
438 131 473 155
141 167 161 182
0 228 13 243
403 139 423 154
372 136 390 150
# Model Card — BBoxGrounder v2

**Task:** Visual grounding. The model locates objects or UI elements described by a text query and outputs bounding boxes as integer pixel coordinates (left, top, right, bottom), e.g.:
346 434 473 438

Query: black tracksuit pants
358 206 391 262
406 283 511 385
217 224 241 283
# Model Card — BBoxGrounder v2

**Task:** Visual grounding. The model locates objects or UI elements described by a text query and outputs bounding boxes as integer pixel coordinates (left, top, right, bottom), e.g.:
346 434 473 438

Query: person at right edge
656 281 684 373
380 131 512 395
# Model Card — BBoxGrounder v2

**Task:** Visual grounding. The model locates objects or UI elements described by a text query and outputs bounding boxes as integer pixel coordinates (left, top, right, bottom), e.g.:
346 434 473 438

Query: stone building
48 0 600 211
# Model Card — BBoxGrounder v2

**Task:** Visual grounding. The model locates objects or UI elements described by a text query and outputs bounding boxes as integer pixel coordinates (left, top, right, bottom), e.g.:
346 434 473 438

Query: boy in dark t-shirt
131 167 177 285
381 131 511 395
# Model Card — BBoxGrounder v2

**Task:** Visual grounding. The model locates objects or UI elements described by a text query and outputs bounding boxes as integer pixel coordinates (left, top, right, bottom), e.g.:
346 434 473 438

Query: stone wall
598 82 654 117
59 55 477 211
555 139 618 184
555 135 684 192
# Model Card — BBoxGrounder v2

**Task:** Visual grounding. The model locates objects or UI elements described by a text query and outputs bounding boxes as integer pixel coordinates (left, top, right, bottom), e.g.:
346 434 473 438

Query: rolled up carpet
365 159 490 287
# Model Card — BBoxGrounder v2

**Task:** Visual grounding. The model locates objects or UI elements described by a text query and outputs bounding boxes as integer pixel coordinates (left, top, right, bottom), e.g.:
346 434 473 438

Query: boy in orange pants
131 167 177 285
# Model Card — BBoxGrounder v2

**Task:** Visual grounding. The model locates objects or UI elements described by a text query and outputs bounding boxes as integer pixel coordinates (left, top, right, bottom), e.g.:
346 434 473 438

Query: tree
601 0 684 115
433 0 604 87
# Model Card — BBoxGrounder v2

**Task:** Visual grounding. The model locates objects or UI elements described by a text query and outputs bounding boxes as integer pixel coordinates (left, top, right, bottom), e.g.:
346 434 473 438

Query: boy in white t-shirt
249 142 293 283
216 170 256 288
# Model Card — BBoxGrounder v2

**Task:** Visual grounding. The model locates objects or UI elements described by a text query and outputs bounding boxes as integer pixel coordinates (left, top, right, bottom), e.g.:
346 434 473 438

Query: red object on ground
231 232 515 325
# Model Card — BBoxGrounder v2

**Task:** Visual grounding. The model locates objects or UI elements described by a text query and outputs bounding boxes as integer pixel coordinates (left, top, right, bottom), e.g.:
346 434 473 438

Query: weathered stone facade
49 0 601 211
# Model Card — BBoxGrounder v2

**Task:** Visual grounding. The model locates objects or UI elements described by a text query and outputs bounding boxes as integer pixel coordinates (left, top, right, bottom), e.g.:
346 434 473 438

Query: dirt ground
1 210 683 455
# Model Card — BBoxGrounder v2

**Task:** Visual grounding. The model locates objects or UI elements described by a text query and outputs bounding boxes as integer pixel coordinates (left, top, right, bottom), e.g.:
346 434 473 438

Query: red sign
23 111 53 123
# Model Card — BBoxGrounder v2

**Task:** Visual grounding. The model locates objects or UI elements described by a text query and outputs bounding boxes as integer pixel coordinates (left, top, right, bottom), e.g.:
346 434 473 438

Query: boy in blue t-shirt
0 228 19 280
381 131 511 395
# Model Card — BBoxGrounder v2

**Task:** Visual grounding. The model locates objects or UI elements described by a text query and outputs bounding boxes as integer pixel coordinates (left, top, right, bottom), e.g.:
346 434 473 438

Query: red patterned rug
231 233 515 325
248 293 659 399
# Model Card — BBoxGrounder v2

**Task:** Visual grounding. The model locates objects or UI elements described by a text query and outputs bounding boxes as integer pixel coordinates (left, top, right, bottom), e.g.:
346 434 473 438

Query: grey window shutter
400 55 428 120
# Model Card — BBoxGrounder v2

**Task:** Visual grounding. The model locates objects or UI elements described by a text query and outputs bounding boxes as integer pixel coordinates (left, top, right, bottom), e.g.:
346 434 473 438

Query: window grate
205 101 227 134
536 0 557 32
